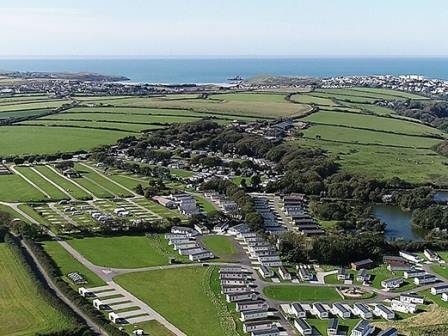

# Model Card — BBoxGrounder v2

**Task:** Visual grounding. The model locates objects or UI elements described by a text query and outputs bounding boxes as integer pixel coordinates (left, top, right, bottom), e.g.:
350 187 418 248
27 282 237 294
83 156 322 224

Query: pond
373 204 424 241
433 191 448 203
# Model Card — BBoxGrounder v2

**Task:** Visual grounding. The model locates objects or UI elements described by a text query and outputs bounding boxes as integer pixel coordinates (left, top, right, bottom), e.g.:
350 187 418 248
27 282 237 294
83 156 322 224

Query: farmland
0 243 76 335
115 266 232 336
290 87 448 184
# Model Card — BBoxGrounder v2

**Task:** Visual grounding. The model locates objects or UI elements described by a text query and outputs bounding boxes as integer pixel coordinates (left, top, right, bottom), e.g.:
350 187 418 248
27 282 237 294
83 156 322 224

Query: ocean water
0 58 447 84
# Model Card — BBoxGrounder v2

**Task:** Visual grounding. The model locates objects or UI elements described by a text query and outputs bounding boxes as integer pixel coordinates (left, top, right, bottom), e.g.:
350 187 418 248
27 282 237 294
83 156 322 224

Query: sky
0 0 447 57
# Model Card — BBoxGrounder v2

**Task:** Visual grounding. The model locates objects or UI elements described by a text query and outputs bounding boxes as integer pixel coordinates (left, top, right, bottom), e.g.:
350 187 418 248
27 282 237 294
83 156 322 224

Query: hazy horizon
1 0 448 57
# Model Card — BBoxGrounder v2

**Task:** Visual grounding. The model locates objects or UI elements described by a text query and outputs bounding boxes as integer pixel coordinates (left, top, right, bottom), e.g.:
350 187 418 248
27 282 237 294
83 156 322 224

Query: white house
400 293 424 305
294 318 312 335
236 300 269 312
351 320 375 336
240 309 269 321
414 274 437 285
333 303 351 319
424 249 441 262
291 303 307 318
390 300 416 314
251 327 280 336
399 251 422 264
312 303 329 319
381 278 404 289
189 250 214 261
278 266 291 280
353 303 373 319
431 284 448 295
78 287 94 298
226 292 257 303
243 321 274 333
374 304 395 320
403 269 426 279
259 265 274 278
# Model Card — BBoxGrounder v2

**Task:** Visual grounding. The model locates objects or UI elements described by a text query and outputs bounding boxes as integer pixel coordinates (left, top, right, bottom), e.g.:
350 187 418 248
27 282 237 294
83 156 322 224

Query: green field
300 138 448 184
209 92 288 103
263 285 341 301
0 174 46 202
0 126 131 156
34 165 92 200
123 320 176 336
115 267 231 336
302 124 441 148
201 235 239 262
74 163 133 197
0 100 71 112
0 108 53 120
304 111 445 137
0 243 76 335
67 235 171 268
15 167 67 200
291 94 341 106
42 241 105 287
81 95 311 118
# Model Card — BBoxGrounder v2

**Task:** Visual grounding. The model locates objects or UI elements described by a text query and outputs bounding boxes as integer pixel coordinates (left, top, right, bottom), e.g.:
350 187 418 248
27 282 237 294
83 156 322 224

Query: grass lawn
193 194 217 214
201 235 239 262
0 243 76 335
74 163 133 197
15 167 67 200
209 92 287 103
34 165 92 200
67 235 171 268
110 174 147 190
0 126 132 156
115 266 233 336
263 285 341 301
0 174 46 202
42 241 105 287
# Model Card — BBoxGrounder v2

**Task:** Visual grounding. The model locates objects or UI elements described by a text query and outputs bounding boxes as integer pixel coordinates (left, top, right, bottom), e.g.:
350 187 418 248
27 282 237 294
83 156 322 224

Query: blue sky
1 0 447 57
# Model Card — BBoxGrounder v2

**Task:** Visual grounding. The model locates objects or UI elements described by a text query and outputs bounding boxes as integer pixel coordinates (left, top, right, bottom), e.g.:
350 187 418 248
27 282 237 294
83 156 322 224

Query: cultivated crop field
0 243 76 335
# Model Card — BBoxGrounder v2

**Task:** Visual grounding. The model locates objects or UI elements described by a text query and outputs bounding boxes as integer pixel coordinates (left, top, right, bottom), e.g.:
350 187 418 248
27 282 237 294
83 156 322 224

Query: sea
0 57 447 84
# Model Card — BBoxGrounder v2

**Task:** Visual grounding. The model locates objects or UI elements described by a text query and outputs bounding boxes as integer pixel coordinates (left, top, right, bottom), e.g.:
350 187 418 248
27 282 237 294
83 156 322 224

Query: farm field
20 119 159 133
115 266 231 336
42 240 105 287
303 111 446 137
67 235 172 268
262 285 341 301
34 165 92 200
0 100 71 112
299 138 448 184
0 243 76 336
123 320 176 336
208 92 288 103
0 108 53 120
80 95 312 118
0 126 132 156
290 94 341 106
0 174 46 202
301 124 441 148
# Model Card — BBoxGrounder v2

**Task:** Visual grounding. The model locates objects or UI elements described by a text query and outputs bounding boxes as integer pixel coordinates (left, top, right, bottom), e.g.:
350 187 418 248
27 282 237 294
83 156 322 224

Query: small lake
373 204 424 241
433 191 448 203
